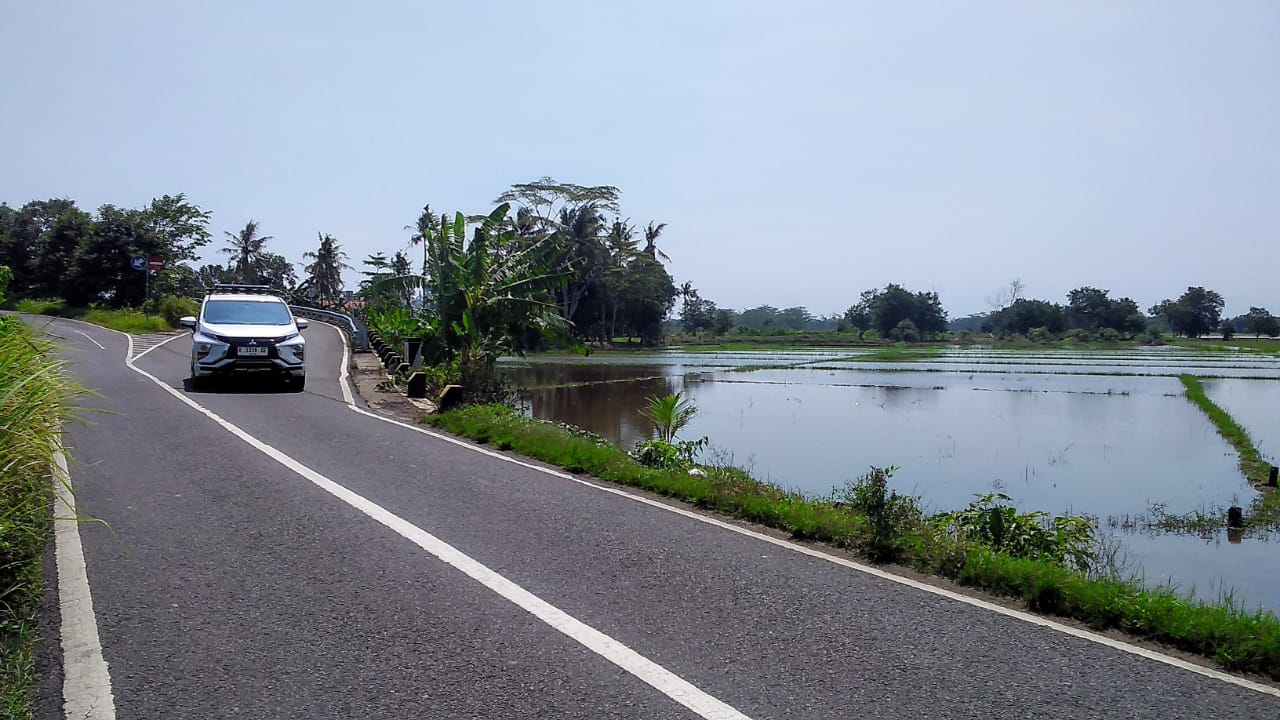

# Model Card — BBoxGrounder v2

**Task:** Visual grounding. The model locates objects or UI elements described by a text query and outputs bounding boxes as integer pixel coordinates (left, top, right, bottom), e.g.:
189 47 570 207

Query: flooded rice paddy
501 345 1280 613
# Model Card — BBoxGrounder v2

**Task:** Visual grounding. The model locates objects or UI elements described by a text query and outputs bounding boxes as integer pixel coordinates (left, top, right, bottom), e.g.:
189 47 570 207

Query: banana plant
379 203 577 397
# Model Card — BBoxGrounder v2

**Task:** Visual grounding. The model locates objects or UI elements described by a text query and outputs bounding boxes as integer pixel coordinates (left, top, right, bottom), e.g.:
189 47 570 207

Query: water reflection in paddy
500 347 1279 612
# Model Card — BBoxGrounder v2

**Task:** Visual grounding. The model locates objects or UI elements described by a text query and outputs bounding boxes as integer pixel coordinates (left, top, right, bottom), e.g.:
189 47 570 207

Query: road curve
33 316 1280 719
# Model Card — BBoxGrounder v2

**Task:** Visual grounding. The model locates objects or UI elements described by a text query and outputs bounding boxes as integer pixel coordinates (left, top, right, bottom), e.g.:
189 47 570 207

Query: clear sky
2 1 1276 318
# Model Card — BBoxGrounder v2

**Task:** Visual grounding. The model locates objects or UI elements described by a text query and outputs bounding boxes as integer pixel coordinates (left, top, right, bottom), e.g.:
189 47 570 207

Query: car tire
287 375 305 393
191 366 208 392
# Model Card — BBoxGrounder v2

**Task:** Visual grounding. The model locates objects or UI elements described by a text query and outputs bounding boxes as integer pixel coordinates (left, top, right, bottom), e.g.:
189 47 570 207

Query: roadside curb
51 446 116 719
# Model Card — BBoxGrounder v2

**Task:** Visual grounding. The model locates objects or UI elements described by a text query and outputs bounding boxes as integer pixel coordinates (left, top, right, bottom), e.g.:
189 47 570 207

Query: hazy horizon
3 1 1276 318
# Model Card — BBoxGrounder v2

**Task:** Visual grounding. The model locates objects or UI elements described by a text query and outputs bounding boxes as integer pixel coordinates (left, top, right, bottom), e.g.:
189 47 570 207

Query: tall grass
0 317 81 715
13 298 65 316
428 404 1280 679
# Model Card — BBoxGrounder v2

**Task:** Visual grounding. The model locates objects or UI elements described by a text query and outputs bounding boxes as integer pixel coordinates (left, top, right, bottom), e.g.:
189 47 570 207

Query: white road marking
53 448 117 719
131 333 182 360
326 326 1280 700
75 329 105 350
123 334 750 720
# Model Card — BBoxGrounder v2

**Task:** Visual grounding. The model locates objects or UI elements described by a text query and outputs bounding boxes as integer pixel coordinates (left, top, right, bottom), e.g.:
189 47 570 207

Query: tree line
678 281 1276 342
3 193 1275 347
0 196 356 309
968 284 1277 340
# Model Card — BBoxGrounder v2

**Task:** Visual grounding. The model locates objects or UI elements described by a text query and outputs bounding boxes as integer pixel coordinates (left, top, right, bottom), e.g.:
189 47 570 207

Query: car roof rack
208 283 275 295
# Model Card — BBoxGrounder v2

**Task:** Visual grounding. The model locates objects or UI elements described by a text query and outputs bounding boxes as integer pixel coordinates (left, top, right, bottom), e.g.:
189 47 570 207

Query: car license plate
238 346 269 357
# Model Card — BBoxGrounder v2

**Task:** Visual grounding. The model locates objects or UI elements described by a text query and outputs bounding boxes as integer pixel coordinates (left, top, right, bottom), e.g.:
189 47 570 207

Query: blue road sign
130 255 147 272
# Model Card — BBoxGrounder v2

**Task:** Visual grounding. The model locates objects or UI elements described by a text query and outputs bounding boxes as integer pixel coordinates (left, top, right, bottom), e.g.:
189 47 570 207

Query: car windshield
203 299 293 325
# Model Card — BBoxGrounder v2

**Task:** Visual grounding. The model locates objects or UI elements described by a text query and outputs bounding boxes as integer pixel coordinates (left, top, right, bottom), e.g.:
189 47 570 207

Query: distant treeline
683 284 1277 341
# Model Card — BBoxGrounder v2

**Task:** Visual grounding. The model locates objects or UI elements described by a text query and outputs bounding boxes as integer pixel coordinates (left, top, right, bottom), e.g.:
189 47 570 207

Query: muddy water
501 347 1280 612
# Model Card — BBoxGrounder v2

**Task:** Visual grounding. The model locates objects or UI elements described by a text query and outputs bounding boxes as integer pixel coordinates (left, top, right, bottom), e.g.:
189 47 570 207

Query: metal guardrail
289 305 370 352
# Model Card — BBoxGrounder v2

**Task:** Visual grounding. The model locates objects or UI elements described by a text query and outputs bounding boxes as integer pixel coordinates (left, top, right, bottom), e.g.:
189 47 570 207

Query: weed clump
833 466 920 562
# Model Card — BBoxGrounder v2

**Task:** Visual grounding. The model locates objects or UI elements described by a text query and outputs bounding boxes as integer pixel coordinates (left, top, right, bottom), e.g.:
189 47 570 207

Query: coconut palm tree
641 391 698 443
301 233 351 307
642 221 669 262
221 220 273 283
406 204 439 273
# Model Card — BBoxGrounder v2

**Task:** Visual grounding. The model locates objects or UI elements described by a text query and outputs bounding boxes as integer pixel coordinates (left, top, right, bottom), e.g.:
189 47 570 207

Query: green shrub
934 493 1096 571
155 296 199 327
1027 326 1051 343
834 466 920 562
634 438 708 470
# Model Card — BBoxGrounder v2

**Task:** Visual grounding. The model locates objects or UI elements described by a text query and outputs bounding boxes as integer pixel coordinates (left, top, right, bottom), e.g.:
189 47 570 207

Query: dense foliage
839 284 949 340
364 179 682 401
1150 286 1225 338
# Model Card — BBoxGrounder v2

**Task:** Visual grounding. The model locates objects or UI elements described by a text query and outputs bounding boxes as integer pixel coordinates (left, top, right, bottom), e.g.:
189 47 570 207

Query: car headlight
194 333 228 361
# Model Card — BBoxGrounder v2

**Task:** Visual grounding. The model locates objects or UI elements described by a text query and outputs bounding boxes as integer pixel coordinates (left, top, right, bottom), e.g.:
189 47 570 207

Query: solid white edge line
327 325 1280 700
54 446 117 720
123 325 749 719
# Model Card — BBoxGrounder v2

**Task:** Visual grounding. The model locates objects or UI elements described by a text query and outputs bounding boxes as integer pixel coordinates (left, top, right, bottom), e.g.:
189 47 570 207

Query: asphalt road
32 316 1280 719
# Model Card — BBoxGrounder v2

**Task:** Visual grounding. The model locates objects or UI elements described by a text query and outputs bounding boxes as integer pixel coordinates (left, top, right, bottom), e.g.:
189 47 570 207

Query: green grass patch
14 297 174 334
0 317 82 715
81 308 169 334
663 333 879 348
840 345 944 362
427 404 1280 679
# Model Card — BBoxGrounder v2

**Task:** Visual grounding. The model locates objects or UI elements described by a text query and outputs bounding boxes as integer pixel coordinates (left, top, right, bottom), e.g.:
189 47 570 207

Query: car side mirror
296 318 310 330
180 316 197 330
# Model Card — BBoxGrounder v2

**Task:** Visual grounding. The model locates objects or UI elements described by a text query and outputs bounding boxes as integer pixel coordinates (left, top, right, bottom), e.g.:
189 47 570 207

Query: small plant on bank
933 492 1096 572
635 391 708 470
641 391 697 442
834 465 920 562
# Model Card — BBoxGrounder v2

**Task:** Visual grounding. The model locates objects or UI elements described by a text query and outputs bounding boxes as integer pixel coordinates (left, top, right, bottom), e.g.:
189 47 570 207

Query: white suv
180 285 309 391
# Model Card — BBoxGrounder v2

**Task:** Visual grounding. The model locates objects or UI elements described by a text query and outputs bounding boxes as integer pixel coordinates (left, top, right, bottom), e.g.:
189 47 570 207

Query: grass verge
15 298 170 334
427 404 1280 680
0 316 81 716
